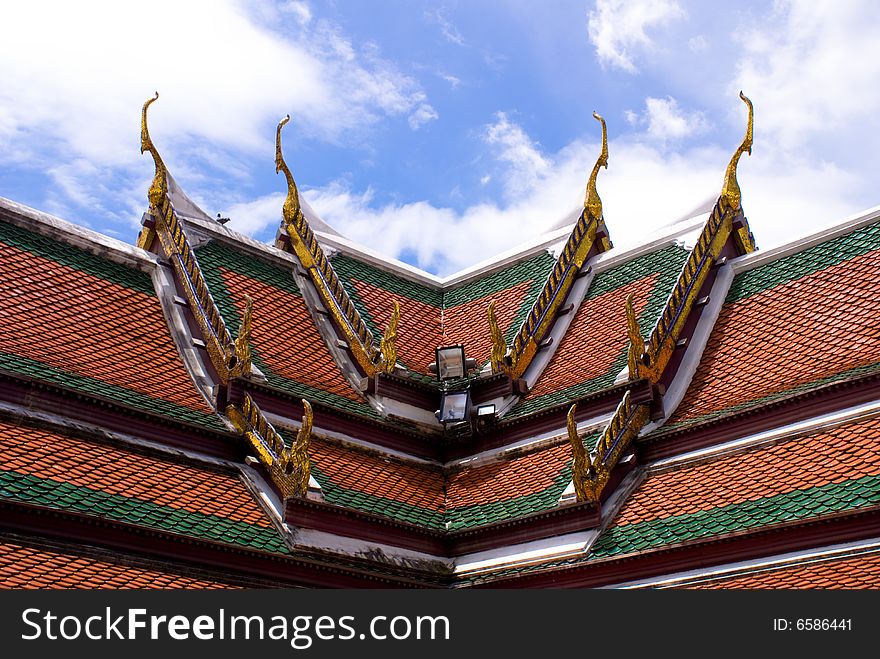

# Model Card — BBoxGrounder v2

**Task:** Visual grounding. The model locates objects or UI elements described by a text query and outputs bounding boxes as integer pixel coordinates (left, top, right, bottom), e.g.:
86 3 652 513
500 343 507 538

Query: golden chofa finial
141 92 168 208
290 399 314 498
584 111 609 219
275 114 302 221
720 91 754 212
378 300 400 374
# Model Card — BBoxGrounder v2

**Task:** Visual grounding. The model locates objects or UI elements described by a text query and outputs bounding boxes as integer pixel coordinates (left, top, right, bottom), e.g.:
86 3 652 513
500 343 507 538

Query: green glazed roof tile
331 253 443 309
0 469 290 554
311 434 599 531
589 473 880 559
0 351 227 431
0 221 155 295
727 220 880 304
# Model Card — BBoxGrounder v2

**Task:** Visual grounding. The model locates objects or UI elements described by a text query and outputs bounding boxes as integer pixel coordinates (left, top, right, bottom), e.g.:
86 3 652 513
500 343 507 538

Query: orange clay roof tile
668 242 880 428
527 272 660 399
220 267 363 401
0 541 237 589
0 239 217 423
681 551 880 589
353 278 442 374
612 413 880 530
0 418 273 528
310 437 576 530
443 282 532 368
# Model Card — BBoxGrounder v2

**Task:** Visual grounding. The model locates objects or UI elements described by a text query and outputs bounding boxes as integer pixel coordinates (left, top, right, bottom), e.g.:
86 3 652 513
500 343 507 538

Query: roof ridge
137 95 246 383
561 92 760 506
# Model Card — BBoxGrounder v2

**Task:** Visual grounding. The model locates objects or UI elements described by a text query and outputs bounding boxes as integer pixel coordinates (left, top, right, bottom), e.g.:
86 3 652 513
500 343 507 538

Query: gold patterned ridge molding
138 93 251 383
566 392 649 503
506 112 613 380
226 393 313 499
565 93 757 504
274 115 384 377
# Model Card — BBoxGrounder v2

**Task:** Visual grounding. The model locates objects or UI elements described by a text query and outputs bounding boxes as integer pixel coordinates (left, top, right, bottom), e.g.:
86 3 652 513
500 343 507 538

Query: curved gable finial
720 91 754 212
584 111 609 219
140 92 168 208
275 114 302 221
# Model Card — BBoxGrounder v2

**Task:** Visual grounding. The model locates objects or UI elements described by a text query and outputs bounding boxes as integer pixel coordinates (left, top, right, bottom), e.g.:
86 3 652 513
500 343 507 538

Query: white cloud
300 104 864 276
428 8 466 46
0 1 432 164
628 96 709 141
439 72 462 89
223 191 288 236
0 0 435 231
688 35 707 52
587 0 684 73
280 0 311 24
483 113 551 198
408 103 439 130
733 0 880 157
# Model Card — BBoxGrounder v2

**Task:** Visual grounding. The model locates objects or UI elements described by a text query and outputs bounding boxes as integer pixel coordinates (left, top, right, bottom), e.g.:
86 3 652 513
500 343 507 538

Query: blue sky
1 0 879 275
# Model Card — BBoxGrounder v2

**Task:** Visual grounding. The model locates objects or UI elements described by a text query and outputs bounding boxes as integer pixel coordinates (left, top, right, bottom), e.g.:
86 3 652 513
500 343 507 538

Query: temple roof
661 219 880 433
1 92 879 588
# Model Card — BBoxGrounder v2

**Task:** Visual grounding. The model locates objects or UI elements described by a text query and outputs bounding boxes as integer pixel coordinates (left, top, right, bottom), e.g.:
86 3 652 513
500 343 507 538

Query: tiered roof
1 91 878 588
511 243 688 417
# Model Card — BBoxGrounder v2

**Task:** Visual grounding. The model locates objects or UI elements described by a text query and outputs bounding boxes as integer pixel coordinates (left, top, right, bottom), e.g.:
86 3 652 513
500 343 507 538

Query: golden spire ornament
625 293 645 380
140 92 168 209
275 114 302 222
584 111 609 219
720 91 754 212
566 404 594 502
232 294 254 376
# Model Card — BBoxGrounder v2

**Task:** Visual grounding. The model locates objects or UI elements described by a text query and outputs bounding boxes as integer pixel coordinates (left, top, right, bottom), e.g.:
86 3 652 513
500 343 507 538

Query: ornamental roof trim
730 202 880 275
0 196 157 272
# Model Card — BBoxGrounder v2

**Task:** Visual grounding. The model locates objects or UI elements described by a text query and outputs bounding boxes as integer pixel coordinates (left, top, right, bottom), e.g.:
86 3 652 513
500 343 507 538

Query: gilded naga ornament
566 404 594 502
584 111 609 219
720 92 754 212
272 400 313 499
140 92 168 209
487 300 509 375
232 294 253 376
378 300 400 375
625 293 646 380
